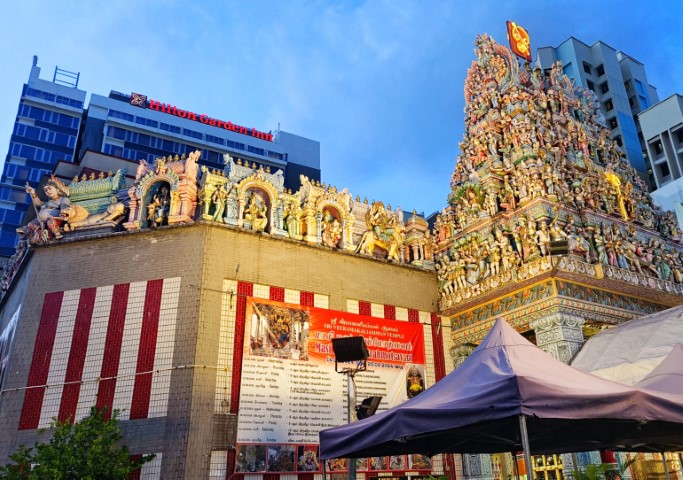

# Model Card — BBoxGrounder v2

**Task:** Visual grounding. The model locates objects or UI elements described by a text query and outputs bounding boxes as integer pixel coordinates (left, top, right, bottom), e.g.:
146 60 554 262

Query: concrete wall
0 223 439 478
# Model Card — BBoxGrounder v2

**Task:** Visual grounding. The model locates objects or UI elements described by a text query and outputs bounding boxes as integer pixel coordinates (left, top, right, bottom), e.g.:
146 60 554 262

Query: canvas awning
572 306 683 385
319 319 683 460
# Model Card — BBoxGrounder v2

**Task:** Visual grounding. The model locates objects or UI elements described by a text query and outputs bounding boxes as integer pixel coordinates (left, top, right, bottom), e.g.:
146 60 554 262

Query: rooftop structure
0 58 321 259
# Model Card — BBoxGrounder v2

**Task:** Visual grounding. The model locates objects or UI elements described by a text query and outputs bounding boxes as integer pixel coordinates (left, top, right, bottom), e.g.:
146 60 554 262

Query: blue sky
1 1 682 216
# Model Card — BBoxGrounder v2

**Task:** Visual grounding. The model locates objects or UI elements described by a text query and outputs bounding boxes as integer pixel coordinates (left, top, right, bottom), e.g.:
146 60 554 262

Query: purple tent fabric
635 344 683 394
319 319 683 459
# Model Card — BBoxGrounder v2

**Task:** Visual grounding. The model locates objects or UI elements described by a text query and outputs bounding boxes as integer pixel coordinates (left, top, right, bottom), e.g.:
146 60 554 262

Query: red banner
245 298 425 366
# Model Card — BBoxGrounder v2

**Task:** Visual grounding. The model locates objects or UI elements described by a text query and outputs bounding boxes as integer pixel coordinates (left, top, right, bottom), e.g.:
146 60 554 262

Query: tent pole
518 415 533 480
661 452 670 480
511 451 521 480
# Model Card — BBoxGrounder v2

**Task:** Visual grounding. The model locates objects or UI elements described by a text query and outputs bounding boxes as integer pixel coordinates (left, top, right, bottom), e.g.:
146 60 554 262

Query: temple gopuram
436 33 682 363
0 31 682 480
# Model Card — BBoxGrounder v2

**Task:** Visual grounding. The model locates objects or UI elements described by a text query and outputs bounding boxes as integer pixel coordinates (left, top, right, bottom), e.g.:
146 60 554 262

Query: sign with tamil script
235 298 427 473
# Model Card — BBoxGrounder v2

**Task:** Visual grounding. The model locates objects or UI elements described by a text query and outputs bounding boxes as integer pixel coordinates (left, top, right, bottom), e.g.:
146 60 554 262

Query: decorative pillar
531 313 591 480
462 453 494 480
303 204 318 243
530 313 585 364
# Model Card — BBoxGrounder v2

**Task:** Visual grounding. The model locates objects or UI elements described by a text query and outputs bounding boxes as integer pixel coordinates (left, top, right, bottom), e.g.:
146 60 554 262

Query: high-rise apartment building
0 58 321 259
0 57 86 256
536 38 659 179
639 94 683 226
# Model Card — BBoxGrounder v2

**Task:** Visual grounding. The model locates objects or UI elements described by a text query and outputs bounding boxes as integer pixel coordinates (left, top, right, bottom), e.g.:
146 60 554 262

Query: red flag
507 21 532 62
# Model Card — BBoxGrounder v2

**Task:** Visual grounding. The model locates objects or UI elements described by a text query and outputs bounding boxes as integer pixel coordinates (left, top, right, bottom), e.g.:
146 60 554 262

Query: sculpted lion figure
62 202 126 231
356 227 404 261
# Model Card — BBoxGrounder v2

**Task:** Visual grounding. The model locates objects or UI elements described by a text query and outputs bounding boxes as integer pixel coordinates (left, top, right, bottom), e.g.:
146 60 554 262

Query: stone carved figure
284 203 304 240
20 176 71 243
356 201 403 261
147 185 170 228
211 184 229 222
62 202 126 231
321 208 342 248
244 191 268 232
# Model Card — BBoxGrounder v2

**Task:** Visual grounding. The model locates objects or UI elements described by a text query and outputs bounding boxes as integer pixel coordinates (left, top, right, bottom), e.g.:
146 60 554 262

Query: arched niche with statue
299 175 355 251
124 152 199 230
237 174 279 234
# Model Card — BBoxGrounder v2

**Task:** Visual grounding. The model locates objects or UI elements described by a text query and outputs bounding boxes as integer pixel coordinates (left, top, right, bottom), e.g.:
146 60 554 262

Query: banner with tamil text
235 298 426 473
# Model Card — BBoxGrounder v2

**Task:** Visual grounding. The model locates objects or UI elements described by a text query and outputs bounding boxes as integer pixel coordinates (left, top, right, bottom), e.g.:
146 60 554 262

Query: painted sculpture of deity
211 184 229 222
147 185 171 228
244 191 268 232
321 208 342 248
19 176 71 243
356 201 404 261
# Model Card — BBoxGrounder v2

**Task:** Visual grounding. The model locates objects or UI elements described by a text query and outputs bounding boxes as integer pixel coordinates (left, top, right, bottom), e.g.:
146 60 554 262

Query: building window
206 134 224 145
608 117 618 130
603 99 614 112
586 80 595 91
600 82 609 94
596 64 605 76
182 128 203 140
625 80 632 92
159 122 181 134
135 116 159 128
676 129 683 145
108 110 135 122
629 96 635 107
658 162 670 180
614 135 623 147
227 140 245 151
562 62 574 78
248 146 265 156
582 62 592 74
634 79 646 95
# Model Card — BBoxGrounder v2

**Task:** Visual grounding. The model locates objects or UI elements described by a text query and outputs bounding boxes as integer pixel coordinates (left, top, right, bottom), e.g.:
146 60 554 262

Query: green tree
0 407 154 480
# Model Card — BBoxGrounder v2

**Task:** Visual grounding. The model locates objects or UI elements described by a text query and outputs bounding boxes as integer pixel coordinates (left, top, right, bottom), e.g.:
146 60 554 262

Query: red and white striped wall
19 277 181 430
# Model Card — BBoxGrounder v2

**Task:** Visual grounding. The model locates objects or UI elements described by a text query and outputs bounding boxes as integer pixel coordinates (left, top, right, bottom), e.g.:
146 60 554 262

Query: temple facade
433 33 683 480
0 33 682 480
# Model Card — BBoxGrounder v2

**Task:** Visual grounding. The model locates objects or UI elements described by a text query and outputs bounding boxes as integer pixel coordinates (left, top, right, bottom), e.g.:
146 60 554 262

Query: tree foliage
571 456 637 480
0 407 154 480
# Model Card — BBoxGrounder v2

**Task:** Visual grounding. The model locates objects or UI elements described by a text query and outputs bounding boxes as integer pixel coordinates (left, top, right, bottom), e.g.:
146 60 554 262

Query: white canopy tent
572 305 683 385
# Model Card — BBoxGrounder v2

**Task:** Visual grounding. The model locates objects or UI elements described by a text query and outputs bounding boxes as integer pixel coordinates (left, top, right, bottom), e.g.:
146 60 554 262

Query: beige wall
0 222 440 478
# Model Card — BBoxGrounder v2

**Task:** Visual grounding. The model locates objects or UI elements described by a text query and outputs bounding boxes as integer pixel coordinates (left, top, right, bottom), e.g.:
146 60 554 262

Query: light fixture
331 336 369 373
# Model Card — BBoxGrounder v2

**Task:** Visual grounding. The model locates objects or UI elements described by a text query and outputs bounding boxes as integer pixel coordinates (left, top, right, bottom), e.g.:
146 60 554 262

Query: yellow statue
244 191 268 232
604 170 629 220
